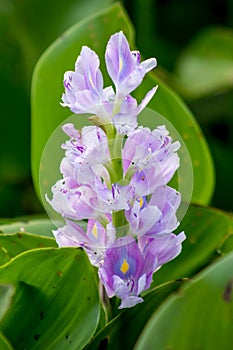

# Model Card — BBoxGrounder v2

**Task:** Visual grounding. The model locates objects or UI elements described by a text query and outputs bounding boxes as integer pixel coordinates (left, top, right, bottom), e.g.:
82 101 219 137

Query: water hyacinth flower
98 236 157 309
47 30 186 309
61 31 157 134
123 125 180 185
53 219 115 266
105 32 157 100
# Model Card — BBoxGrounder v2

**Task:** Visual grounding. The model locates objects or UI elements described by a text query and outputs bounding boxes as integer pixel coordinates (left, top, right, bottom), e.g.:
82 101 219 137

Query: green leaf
0 248 9 266
0 217 55 237
85 280 184 350
134 251 233 350
150 205 233 288
0 248 100 349
0 333 13 350
0 285 15 322
31 2 215 208
175 27 233 99
0 233 57 265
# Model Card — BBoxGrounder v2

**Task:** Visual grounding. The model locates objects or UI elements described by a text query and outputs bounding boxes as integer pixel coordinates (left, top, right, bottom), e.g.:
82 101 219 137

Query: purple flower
123 125 180 188
96 182 135 212
125 198 162 236
112 87 158 135
146 185 181 235
99 232 185 308
99 236 157 308
60 31 157 136
53 219 115 266
47 31 187 309
61 46 105 115
138 231 186 269
125 184 181 238
46 178 106 221
60 123 109 176
60 123 111 190
105 31 157 99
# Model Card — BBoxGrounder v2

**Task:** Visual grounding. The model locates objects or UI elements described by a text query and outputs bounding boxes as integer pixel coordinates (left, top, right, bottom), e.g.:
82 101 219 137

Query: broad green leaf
31 2 214 208
221 235 233 254
0 217 55 237
0 248 100 350
85 280 184 350
135 251 233 350
150 205 233 288
0 333 13 350
0 248 9 266
0 285 15 321
175 27 233 98
0 233 56 265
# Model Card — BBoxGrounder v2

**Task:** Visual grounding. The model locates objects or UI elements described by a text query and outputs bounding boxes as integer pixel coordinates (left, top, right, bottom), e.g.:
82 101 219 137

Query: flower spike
47 31 186 309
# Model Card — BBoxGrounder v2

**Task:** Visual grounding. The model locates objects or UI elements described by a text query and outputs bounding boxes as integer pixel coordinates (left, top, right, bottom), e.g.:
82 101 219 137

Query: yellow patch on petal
120 258 129 274
91 223 98 238
89 72 95 89
119 57 123 73
139 197 144 208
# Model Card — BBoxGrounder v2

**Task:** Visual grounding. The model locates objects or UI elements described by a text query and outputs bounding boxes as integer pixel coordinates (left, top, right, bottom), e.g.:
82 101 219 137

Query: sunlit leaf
0 218 55 237
0 233 56 265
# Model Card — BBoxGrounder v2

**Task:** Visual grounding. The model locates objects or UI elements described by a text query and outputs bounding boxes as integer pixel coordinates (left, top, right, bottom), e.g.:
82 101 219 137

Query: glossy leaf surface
0 218 55 237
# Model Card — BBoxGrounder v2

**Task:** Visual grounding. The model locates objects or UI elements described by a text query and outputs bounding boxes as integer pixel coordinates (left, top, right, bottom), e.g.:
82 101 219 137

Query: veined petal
140 232 186 268
52 224 84 247
61 45 105 116
146 186 181 235
74 90 102 114
75 46 103 93
62 123 81 139
105 31 134 87
105 31 157 99
126 203 162 237
98 236 158 308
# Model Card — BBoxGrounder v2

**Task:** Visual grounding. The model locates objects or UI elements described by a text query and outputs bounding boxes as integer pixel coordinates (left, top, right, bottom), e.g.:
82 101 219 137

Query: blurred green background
0 0 232 217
